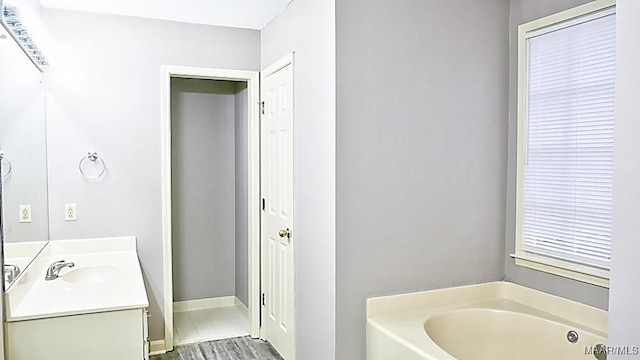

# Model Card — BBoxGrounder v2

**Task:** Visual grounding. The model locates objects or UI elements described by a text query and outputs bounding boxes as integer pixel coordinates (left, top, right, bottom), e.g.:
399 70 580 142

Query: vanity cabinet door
7 308 146 360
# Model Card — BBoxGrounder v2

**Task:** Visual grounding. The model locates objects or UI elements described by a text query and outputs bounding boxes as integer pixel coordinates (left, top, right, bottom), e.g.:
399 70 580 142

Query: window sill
510 253 609 288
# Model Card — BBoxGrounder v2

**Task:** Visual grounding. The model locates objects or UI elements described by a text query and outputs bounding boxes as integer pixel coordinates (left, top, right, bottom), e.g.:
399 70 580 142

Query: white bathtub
367 282 607 360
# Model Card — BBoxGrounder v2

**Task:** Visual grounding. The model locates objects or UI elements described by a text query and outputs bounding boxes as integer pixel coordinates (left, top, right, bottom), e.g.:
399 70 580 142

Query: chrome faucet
45 260 75 281
4 264 21 284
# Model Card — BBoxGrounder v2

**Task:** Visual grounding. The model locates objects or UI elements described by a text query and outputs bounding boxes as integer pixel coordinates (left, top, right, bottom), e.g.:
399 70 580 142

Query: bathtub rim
367 281 607 332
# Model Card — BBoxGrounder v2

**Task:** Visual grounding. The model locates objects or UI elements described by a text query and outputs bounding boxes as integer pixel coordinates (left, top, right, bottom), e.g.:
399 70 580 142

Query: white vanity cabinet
4 237 150 360
6 308 149 360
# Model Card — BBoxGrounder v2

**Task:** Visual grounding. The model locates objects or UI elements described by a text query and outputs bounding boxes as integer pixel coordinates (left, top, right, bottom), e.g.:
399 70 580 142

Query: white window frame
512 0 616 288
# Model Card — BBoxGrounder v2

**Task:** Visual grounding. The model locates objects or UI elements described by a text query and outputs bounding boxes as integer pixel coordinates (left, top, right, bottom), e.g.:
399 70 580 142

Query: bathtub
367 282 607 360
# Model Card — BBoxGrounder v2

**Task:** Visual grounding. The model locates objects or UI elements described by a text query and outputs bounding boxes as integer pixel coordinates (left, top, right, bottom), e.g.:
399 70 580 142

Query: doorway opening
160 66 260 353
171 78 248 345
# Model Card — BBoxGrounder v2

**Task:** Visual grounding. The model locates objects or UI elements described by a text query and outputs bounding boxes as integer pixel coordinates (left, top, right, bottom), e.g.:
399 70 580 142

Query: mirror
0 0 49 291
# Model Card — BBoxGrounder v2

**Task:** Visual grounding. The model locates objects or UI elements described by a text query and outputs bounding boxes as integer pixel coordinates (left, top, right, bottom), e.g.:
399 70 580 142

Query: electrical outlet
65 203 76 221
19 205 31 223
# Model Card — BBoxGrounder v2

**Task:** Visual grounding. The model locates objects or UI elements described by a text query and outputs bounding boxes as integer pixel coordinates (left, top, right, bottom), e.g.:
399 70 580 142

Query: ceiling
39 0 292 30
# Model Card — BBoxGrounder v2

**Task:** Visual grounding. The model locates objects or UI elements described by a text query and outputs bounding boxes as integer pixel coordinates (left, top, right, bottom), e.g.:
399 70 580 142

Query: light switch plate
19 205 31 223
65 203 77 221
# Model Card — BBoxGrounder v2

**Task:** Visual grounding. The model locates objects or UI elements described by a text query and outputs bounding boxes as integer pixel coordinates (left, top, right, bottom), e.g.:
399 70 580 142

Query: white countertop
5 237 149 322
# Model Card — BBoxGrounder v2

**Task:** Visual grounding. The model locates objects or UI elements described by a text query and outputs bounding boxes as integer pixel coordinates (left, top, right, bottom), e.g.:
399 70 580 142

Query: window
513 0 616 287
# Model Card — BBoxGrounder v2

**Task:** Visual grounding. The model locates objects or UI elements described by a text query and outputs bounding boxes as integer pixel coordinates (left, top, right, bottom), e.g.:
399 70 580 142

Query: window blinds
523 8 616 269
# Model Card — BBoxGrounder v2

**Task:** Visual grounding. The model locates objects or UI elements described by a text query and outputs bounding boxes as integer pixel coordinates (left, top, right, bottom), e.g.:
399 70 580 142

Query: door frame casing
160 65 260 353
260 52 295 359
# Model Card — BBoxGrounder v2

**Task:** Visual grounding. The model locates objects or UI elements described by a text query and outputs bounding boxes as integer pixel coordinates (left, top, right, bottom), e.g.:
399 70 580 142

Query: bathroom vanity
4 237 149 360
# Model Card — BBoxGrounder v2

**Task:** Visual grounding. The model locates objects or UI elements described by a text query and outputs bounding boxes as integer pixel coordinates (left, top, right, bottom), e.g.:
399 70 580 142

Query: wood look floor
151 336 283 360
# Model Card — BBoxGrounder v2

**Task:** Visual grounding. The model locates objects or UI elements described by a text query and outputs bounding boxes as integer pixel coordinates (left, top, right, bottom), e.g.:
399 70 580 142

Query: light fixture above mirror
1 0 48 71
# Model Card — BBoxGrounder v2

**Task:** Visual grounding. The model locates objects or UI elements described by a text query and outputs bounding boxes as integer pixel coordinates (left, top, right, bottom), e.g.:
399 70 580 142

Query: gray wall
42 9 260 340
503 0 609 309
609 0 640 353
171 79 237 302
234 82 249 307
261 0 336 358
336 1 509 359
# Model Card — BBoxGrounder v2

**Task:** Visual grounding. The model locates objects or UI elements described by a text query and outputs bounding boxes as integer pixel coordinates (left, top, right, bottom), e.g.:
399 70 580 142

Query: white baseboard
174 295 237 313
149 340 166 355
235 297 249 316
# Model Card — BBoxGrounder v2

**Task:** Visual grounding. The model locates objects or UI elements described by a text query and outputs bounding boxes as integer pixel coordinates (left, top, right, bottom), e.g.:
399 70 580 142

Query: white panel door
261 57 294 360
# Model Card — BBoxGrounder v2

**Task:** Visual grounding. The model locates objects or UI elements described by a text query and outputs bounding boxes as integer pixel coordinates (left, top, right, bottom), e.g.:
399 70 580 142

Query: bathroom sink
62 266 119 284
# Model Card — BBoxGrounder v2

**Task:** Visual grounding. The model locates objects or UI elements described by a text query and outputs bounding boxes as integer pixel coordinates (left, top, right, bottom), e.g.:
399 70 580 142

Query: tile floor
173 304 250 345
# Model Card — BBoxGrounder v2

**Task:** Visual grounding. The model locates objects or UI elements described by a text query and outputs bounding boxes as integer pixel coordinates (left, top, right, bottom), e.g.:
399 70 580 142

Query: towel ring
78 151 106 179
0 151 12 178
